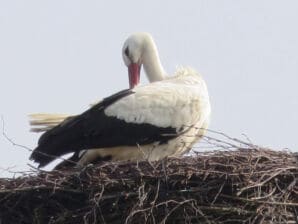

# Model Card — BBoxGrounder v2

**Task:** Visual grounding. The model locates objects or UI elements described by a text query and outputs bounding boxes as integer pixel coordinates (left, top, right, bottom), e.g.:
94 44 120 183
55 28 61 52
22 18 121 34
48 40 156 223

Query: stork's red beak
128 63 141 89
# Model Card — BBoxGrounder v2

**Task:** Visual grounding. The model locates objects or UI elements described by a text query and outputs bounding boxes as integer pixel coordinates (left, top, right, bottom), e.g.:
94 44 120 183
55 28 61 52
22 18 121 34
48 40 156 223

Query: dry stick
144 179 161 224
205 129 259 148
237 168 297 196
1 115 79 168
182 126 253 149
221 194 298 207
211 179 226 205
250 187 277 200
159 199 212 224
1 115 34 153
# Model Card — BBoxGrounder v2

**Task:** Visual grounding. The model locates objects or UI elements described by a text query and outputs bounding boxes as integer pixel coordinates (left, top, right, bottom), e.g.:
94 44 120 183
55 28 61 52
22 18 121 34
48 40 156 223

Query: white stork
30 33 211 168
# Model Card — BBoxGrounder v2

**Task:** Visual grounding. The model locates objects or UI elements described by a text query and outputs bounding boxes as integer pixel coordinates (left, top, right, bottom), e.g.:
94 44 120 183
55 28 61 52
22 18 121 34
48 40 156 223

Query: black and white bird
30 33 211 168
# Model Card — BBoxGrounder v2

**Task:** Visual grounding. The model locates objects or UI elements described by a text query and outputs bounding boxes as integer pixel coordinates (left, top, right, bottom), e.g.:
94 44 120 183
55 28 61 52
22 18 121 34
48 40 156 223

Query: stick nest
0 147 298 224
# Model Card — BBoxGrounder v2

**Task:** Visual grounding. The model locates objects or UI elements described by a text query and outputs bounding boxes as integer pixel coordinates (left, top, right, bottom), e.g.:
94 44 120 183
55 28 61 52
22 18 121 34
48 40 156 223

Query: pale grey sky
0 1 297 177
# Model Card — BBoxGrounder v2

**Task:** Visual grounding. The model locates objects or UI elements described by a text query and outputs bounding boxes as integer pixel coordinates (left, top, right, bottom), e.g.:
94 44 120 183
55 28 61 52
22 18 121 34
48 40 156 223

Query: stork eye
124 47 129 57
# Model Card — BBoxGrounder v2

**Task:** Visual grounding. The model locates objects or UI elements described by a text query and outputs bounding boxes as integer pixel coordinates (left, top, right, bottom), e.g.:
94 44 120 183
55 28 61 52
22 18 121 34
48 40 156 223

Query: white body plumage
79 68 210 165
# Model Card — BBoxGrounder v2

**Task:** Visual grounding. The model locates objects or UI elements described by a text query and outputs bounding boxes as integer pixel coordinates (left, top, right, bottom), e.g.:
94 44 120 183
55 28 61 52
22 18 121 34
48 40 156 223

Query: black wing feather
30 89 178 167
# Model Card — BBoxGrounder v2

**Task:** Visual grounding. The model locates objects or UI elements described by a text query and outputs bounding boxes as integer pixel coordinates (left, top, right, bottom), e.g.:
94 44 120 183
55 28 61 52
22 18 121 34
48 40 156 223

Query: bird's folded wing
30 82 210 168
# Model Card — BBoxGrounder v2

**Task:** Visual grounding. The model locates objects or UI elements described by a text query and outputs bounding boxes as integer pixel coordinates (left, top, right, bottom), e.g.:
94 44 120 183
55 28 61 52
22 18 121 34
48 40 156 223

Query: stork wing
30 88 179 167
31 78 210 168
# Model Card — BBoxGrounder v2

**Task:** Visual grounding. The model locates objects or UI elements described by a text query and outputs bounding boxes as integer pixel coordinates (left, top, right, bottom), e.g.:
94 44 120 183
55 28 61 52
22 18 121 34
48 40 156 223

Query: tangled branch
0 142 297 224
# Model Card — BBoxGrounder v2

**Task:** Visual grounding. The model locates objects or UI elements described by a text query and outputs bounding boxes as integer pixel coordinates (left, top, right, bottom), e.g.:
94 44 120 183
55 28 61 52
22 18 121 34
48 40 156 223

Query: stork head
122 33 152 89
122 33 165 88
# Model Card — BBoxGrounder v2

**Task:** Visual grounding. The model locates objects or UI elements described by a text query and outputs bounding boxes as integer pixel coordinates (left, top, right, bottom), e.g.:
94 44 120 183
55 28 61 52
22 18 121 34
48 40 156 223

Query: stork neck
142 40 166 82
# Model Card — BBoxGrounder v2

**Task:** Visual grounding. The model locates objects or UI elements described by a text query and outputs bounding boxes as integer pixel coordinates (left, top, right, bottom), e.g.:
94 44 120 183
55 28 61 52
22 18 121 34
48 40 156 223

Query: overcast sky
0 1 297 177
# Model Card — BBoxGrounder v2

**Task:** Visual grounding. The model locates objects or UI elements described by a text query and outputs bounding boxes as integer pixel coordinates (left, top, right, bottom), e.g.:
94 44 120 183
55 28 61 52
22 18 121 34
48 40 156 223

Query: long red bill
128 63 141 89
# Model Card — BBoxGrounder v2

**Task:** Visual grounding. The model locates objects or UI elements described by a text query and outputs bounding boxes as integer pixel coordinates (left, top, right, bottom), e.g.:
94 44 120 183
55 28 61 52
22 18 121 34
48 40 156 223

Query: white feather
28 99 101 132
104 68 210 130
